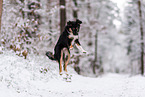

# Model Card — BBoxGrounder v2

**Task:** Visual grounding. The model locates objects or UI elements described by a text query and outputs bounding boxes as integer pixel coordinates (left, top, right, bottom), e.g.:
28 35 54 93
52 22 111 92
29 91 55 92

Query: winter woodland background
1 0 145 97
1 0 145 77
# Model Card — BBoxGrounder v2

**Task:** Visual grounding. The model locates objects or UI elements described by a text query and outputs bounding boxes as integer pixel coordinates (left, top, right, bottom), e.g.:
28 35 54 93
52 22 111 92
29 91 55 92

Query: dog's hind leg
64 49 70 75
59 49 63 75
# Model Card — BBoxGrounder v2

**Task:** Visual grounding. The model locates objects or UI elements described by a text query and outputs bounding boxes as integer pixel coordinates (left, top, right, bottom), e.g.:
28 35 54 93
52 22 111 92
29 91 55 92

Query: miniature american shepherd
46 19 87 75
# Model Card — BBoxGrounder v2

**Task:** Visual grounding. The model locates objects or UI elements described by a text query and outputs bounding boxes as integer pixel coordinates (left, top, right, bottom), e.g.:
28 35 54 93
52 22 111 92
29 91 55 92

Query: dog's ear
67 21 72 26
76 19 82 24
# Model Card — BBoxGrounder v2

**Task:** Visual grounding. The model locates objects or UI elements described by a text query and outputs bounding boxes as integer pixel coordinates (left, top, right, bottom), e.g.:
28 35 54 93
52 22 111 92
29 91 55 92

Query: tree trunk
72 0 80 74
59 0 66 34
92 4 101 74
0 0 3 33
138 0 144 75
73 0 78 19
47 0 52 33
93 31 98 74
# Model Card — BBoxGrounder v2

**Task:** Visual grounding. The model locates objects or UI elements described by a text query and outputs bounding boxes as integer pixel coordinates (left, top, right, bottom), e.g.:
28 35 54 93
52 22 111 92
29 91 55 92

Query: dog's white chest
68 34 78 45
69 34 78 39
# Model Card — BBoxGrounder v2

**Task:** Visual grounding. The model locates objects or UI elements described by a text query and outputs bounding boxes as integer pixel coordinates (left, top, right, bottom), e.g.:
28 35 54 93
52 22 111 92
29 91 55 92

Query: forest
0 0 145 97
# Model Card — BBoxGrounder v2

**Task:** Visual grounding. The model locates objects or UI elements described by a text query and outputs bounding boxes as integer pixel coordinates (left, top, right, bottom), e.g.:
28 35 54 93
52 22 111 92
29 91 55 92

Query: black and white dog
46 19 87 75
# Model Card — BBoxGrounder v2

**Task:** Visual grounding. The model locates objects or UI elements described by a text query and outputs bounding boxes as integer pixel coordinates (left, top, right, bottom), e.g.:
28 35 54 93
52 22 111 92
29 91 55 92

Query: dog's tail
46 51 56 61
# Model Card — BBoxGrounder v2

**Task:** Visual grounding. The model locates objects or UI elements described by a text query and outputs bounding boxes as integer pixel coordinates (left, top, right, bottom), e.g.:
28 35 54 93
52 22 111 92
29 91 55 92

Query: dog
46 19 87 75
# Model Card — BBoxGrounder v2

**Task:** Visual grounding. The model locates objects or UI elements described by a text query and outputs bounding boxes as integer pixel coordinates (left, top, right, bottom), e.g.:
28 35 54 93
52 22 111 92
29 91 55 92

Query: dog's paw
83 51 87 54
59 72 63 75
82 51 87 54
83 51 90 56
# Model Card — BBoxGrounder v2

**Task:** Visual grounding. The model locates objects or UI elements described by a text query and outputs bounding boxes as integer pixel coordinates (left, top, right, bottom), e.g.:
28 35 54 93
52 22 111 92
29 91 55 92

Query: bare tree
59 0 66 34
0 0 3 33
138 0 144 75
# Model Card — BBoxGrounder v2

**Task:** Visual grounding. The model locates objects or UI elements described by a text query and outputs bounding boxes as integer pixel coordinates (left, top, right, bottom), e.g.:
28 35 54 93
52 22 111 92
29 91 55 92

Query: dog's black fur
46 19 83 74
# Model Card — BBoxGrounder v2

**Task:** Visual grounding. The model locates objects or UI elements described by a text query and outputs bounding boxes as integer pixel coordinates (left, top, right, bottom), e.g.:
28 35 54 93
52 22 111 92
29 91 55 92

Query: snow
60 5 65 9
0 50 145 97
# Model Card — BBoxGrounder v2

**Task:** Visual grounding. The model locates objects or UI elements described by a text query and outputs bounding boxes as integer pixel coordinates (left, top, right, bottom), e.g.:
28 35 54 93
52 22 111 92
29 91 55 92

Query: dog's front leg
75 44 87 53
75 39 87 53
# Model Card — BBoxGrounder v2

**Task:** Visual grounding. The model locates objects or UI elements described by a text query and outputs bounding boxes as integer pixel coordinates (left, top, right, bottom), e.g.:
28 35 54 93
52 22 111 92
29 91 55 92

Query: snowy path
43 74 145 97
1 73 145 97
0 51 145 97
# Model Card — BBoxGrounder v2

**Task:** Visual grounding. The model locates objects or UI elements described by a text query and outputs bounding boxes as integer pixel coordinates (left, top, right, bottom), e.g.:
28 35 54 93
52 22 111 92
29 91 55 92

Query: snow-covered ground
0 50 145 97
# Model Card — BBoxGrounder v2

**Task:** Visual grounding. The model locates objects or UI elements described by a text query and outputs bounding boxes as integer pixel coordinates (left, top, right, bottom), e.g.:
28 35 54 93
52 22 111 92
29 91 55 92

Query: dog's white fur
68 33 87 53
75 44 86 53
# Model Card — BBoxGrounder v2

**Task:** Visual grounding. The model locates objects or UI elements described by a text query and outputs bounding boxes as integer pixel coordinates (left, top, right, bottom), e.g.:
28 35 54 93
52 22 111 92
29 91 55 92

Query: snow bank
0 51 145 97
0 50 76 97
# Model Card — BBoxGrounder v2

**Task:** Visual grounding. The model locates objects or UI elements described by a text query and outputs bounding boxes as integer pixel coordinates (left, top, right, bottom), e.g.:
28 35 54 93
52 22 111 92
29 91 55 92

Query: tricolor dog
46 19 87 75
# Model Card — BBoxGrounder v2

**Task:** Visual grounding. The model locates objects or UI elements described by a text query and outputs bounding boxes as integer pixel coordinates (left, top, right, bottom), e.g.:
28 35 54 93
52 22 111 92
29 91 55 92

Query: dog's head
67 19 82 35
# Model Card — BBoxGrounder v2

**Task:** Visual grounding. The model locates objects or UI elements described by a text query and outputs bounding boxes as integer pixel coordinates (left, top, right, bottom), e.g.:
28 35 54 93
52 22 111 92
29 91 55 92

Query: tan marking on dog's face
69 28 73 33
